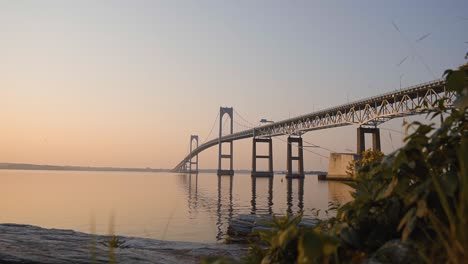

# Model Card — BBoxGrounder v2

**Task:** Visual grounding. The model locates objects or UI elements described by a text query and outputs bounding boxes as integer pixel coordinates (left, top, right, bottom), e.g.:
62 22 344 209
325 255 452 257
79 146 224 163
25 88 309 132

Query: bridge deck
173 79 454 171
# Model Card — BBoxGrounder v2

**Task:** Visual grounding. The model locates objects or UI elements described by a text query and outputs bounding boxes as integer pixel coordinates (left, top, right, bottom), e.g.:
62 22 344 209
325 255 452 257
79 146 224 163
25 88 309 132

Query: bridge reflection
286 178 305 215
187 173 198 213
216 175 234 240
178 173 352 241
251 176 274 215
327 180 353 204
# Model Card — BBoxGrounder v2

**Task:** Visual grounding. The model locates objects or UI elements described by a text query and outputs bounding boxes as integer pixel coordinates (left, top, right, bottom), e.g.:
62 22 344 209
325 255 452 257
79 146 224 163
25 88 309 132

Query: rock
0 224 246 264
364 239 423 264
299 219 320 228
238 214 258 223
251 226 274 233
227 214 319 244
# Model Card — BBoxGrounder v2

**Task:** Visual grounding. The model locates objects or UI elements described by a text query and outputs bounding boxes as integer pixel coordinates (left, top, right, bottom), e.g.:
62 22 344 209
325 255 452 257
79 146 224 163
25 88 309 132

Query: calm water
0 170 352 243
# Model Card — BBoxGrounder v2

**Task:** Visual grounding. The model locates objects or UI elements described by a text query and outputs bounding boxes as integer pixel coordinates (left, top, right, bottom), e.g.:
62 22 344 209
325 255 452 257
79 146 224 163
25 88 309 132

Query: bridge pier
357 127 381 154
218 107 234 176
286 135 304 179
189 135 199 174
251 137 273 177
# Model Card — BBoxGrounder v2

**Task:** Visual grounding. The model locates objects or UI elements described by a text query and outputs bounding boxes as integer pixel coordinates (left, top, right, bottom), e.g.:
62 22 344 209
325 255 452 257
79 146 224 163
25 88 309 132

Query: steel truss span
173 79 455 172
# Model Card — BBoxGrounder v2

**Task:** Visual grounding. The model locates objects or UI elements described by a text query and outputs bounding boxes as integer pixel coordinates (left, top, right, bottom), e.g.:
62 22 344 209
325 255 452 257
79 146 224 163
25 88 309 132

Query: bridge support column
357 127 381 154
286 136 304 179
180 163 186 173
251 137 273 177
189 135 199 174
218 107 234 176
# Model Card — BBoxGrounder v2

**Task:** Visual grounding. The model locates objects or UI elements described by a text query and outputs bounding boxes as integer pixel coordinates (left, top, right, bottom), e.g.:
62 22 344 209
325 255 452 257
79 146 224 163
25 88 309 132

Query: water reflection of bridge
177 173 352 241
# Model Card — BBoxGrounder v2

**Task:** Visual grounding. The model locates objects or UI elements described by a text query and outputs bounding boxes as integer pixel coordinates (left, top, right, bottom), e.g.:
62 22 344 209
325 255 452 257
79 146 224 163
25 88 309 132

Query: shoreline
0 223 246 264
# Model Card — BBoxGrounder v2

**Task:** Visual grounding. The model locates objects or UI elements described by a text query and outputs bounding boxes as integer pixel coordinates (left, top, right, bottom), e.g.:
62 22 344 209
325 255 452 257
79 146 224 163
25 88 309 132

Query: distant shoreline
0 162 168 173
0 162 326 175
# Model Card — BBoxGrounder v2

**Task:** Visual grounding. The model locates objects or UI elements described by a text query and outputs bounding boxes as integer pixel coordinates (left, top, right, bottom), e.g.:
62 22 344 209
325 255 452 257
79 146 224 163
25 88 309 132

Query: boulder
0 224 246 264
364 239 423 264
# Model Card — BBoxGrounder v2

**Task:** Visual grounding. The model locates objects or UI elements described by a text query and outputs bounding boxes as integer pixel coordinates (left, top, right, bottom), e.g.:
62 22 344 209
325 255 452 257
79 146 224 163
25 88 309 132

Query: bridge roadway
173 78 454 172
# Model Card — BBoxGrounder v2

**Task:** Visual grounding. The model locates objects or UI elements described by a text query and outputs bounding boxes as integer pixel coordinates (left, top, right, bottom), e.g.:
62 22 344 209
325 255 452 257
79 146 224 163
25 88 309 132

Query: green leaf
440 172 458 198
398 207 416 232
298 232 322 263
443 69 453 78
340 227 362 248
275 225 299 249
377 177 398 200
454 92 468 110
445 70 466 94
416 199 428 218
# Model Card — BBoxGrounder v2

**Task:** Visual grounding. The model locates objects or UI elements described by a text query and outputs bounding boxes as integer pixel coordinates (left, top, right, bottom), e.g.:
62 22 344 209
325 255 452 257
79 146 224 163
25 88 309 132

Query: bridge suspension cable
391 21 436 79
272 136 329 159
301 139 336 153
380 127 406 136
233 109 256 127
173 78 451 172
201 112 220 144
235 108 336 153
233 119 253 130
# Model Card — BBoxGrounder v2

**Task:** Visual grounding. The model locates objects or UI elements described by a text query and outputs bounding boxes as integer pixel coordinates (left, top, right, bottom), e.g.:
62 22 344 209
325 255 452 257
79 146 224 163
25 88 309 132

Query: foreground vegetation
207 64 467 264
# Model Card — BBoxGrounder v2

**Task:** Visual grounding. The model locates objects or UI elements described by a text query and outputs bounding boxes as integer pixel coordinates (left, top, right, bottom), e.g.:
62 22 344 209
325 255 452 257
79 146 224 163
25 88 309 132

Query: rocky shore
0 224 247 264
227 214 319 243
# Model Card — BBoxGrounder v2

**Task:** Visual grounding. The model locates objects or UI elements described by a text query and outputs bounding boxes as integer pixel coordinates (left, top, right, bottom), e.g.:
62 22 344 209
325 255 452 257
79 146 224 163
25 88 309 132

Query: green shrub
337 64 467 263
207 64 467 263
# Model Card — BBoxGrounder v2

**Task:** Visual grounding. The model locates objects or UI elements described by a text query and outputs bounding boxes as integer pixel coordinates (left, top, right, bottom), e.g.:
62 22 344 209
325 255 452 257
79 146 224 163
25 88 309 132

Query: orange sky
1 1 465 170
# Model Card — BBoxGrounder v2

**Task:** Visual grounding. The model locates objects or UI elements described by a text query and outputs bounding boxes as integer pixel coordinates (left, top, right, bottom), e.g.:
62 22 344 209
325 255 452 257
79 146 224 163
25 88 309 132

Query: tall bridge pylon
189 135 199 173
286 135 305 178
357 127 381 154
218 107 234 176
251 136 273 177
172 78 455 175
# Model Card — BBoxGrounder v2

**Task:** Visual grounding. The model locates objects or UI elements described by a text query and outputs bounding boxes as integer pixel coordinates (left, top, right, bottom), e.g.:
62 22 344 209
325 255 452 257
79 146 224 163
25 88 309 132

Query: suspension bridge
173 78 455 178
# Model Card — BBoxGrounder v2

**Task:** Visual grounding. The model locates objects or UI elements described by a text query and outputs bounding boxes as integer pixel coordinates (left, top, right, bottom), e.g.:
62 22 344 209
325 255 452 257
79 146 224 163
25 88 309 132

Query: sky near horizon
1 1 467 170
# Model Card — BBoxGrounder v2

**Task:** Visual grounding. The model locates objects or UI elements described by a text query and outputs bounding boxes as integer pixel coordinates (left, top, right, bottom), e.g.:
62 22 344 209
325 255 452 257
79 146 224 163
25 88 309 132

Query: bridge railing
173 78 450 171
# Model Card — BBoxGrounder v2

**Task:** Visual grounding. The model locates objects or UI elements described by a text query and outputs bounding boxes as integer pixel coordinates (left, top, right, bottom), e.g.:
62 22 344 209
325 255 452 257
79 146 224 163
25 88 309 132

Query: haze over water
1 0 466 249
0 170 351 243
2 1 467 171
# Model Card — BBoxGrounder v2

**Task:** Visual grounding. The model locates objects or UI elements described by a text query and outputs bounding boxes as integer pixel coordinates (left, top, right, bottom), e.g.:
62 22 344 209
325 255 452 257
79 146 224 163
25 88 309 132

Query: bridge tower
218 107 234 176
189 135 199 173
286 135 304 178
180 162 188 173
356 127 381 154
251 135 273 177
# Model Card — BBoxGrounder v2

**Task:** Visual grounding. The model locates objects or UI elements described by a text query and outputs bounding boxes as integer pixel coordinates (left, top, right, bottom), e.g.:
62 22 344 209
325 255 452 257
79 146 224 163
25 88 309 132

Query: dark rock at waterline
364 239 423 264
227 214 319 243
0 224 246 264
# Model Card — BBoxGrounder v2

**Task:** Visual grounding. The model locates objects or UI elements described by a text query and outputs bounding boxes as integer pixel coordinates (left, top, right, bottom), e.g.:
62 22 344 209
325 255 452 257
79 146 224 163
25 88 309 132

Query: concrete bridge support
218 107 234 176
357 127 381 154
180 163 187 173
286 136 304 178
189 135 199 174
251 137 273 177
